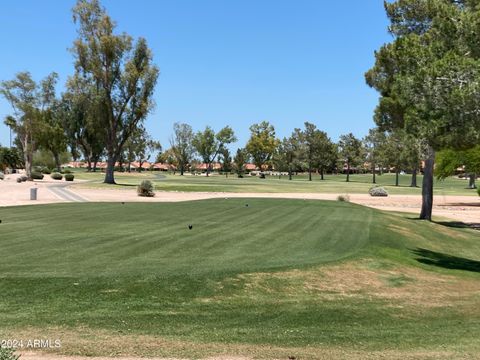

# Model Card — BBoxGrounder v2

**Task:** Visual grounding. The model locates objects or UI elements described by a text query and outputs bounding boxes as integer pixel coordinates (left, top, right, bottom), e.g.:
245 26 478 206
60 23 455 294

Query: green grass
1 199 480 358
71 169 478 196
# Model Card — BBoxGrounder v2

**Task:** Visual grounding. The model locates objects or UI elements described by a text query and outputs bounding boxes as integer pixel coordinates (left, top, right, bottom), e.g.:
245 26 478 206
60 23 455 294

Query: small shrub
51 172 63 180
337 194 350 202
20 175 27 182
137 180 155 197
31 172 44 180
0 172 4 180
0 346 20 360
259 173 266 179
42 167 51 174
62 169 72 174
369 186 389 197
16 177 22 183
64 173 74 181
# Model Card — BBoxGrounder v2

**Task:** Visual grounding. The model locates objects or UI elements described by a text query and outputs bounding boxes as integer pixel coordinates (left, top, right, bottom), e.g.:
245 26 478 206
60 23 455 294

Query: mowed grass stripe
1 199 480 357
0 199 373 277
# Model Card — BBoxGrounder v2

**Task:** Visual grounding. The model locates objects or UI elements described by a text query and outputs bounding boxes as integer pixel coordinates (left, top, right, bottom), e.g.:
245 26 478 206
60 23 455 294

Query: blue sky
0 0 391 150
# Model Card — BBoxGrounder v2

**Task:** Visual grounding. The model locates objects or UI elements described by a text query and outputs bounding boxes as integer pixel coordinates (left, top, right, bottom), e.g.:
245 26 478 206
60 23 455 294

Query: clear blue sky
0 0 391 150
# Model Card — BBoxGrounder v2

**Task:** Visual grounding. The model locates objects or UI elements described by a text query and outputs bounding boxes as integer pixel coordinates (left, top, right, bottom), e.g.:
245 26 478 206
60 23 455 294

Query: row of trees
164 120 435 187
366 0 480 220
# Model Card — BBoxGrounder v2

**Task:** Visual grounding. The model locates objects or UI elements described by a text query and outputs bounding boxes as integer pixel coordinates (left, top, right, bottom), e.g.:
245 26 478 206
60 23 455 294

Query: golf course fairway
0 199 479 359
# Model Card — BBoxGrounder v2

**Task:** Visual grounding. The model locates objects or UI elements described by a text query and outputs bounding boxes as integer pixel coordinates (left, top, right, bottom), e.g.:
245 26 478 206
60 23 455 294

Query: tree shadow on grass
435 221 480 231
412 248 480 273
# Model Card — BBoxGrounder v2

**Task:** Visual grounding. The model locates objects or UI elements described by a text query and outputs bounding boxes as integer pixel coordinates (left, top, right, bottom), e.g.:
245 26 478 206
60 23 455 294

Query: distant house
197 163 222 171
152 163 177 171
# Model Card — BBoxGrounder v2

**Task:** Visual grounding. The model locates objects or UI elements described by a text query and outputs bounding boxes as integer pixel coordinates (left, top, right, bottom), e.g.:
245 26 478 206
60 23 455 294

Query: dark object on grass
288 356 296 360
0 220 2 223
64 173 74 181
259 173 266 179
121 202 125 205
188 224 193 230
245 204 249 207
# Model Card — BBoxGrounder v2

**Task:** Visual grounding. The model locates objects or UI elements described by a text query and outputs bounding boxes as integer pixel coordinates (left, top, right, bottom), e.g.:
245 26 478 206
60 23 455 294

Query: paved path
47 183 88 202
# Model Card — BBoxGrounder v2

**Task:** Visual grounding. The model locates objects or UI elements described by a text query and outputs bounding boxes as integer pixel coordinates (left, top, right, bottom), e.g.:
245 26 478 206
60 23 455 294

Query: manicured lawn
0 199 479 358
71 169 478 196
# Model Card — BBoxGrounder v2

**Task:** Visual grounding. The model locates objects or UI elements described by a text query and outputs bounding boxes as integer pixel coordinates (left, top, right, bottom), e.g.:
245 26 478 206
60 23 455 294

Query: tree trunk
104 155 117 184
410 168 418 187
288 167 292 180
468 173 476 189
420 148 435 221
395 170 399 186
321 168 324 180
23 133 33 181
54 152 61 172
372 163 376 184
93 160 98 172
308 165 312 181
180 164 184 176
346 163 350 182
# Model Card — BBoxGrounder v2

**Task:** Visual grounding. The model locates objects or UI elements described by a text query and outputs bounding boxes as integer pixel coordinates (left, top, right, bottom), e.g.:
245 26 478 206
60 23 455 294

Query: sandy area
0 174 479 223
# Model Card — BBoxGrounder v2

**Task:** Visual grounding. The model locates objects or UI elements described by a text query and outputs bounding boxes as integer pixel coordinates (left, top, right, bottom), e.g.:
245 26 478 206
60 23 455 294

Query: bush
259 173 266 179
369 186 389 197
137 180 155 197
0 346 20 360
20 175 27 182
42 167 51 174
16 177 22 183
0 172 4 180
65 173 74 181
51 172 63 180
337 194 350 202
31 172 44 180
62 169 72 174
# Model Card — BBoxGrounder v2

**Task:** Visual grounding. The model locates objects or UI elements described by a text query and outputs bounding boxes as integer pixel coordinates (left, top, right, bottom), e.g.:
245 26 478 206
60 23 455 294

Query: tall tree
170 122 194 176
298 122 333 181
233 148 248 178
0 72 58 180
363 128 387 184
366 0 480 220
338 133 362 182
124 126 161 171
63 75 106 172
274 135 301 181
192 126 236 176
246 121 279 170
71 0 159 184
218 147 232 177
35 74 68 171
